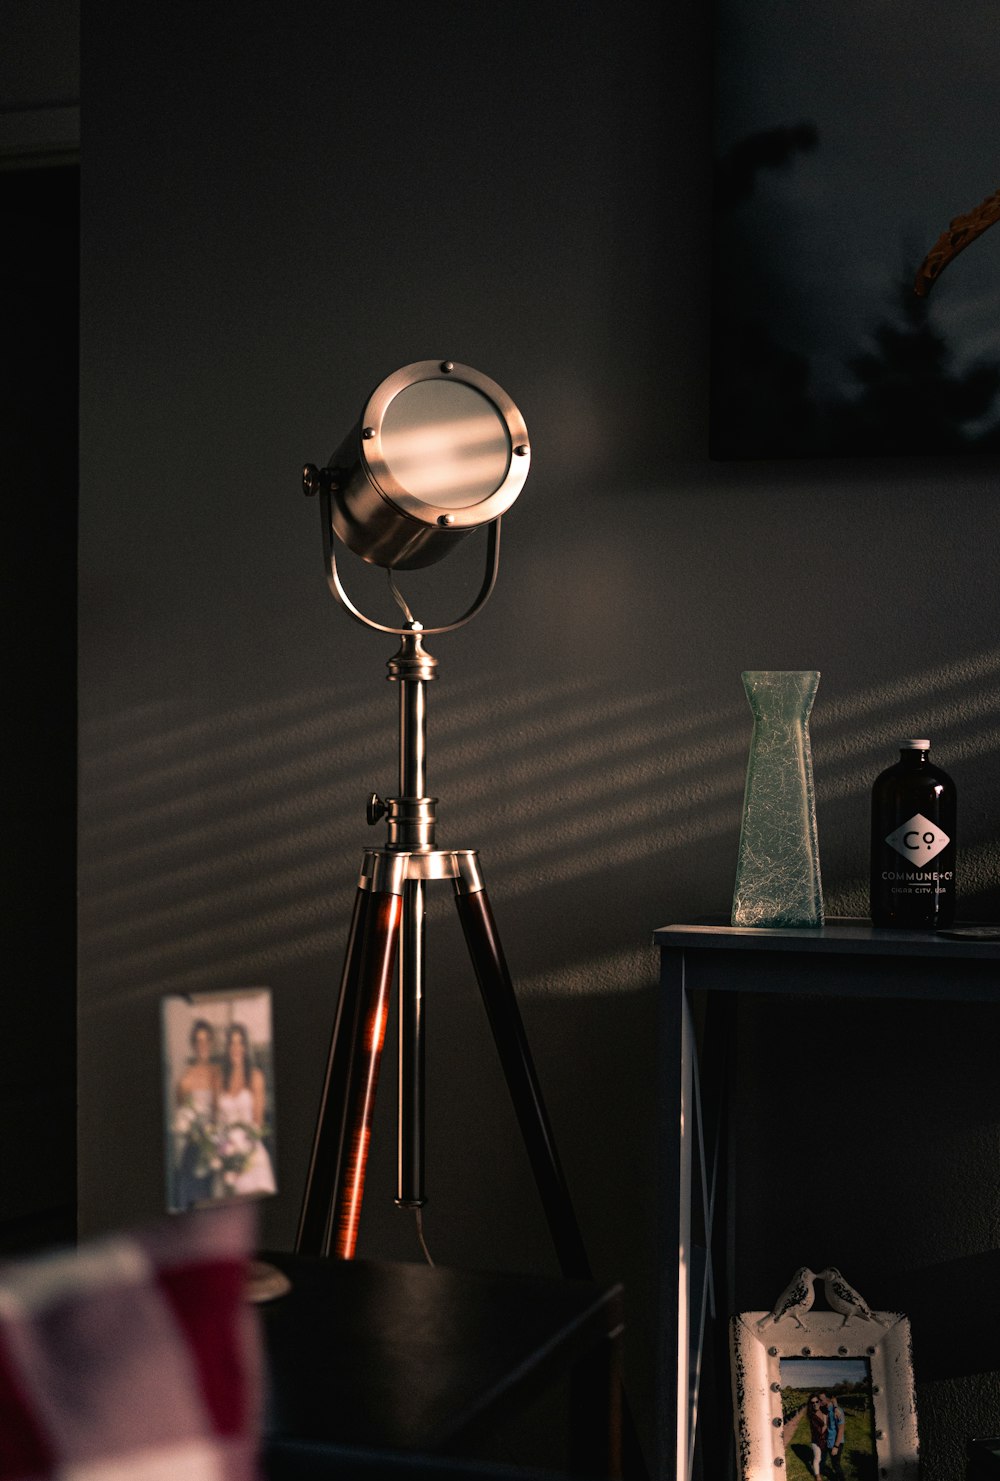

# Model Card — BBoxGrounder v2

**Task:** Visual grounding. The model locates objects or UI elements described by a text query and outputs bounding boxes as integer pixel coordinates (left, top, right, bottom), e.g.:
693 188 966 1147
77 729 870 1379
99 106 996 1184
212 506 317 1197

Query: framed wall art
712 0 1000 459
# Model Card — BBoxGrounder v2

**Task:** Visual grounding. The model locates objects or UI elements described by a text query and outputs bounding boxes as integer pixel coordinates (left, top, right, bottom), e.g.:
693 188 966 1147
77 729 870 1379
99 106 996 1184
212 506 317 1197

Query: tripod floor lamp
296 360 591 1281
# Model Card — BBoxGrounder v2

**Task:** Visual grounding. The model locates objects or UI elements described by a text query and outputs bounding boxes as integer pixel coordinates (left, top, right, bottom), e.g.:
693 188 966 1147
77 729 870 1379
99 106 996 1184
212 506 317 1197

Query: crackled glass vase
731 670 824 928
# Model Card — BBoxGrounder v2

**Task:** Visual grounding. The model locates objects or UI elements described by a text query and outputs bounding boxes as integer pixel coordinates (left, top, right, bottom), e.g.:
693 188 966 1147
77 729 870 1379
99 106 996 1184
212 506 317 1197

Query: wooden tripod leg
297 884 370 1255
453 876 592 1282
296 883 402 1258
333 887 401 1256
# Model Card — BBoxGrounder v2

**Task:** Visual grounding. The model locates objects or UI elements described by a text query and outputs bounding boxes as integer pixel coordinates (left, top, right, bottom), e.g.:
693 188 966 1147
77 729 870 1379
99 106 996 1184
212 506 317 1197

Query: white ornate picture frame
730 1309 919 1480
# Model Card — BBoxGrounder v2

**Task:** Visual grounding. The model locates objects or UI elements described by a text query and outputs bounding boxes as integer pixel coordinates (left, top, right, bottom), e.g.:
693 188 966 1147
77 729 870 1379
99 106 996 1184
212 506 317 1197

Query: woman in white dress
217 1023 276 1196
173 1019 221 1209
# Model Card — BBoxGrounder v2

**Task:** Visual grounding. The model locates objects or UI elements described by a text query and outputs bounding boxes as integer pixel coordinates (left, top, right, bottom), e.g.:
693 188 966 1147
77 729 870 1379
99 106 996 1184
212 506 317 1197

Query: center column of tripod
385 626 438 1211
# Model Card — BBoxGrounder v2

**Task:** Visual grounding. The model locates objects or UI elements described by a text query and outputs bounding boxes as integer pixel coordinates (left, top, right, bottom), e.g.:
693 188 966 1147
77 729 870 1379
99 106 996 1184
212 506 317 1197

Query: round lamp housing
325 360 530 570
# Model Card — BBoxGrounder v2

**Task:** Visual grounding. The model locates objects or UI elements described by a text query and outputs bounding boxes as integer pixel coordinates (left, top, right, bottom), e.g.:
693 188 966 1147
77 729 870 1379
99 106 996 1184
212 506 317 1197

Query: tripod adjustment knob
366 793 387 826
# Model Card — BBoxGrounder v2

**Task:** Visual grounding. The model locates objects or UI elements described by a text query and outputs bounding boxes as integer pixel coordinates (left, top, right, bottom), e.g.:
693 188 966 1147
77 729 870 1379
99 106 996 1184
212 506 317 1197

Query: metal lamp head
322 360 530 572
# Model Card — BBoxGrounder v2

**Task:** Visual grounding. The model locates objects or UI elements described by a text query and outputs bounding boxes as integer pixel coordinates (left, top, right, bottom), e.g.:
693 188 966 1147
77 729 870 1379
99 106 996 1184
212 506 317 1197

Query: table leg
658 947 693 1481
570 1331 623 1479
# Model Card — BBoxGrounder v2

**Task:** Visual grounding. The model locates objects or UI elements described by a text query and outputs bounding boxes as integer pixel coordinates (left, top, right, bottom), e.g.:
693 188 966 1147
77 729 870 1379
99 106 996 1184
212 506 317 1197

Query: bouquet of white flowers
215 1120 264 1192
173 1097 221 1181
174 1097 270 1198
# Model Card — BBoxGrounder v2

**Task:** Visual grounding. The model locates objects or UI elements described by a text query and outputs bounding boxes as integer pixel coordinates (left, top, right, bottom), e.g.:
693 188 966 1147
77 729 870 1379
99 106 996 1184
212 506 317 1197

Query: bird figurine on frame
756 1266 817 1330
818 1266 888 1327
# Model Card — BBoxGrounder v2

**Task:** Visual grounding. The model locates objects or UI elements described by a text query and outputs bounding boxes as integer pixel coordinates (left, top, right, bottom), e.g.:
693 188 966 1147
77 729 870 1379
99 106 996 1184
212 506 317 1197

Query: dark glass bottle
870 739 957 928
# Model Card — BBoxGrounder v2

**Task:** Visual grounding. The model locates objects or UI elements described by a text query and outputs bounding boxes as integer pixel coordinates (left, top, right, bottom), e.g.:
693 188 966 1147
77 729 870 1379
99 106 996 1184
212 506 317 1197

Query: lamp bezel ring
357 359 530 530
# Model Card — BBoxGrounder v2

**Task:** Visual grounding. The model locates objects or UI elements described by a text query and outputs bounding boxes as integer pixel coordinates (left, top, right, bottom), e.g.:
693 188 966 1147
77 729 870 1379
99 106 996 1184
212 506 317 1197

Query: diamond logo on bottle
885 814 951 864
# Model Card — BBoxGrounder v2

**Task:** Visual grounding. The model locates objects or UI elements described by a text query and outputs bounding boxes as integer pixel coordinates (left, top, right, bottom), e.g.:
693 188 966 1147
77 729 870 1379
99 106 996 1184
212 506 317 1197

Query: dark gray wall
0 0 78 107
79 3 999 1474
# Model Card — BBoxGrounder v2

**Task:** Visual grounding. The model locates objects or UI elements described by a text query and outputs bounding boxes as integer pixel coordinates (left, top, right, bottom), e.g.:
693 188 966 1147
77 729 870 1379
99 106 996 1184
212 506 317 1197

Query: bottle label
884 813 950 865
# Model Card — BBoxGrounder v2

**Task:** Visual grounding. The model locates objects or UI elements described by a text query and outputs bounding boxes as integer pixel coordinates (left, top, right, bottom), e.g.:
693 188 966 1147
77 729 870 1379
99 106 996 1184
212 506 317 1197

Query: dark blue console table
653 920 1000 1481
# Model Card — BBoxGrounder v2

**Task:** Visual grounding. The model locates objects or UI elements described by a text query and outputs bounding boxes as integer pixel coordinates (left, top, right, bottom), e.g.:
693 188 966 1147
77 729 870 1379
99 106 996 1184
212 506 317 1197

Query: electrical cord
414 1206 434 1266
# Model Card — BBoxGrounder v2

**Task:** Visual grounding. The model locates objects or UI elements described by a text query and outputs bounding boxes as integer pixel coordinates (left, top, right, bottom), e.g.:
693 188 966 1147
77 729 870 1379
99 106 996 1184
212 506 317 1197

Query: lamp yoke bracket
303 463 503 637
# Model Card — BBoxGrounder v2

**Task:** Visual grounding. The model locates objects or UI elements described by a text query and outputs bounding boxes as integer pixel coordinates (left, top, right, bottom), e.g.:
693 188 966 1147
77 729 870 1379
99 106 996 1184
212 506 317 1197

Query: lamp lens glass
380 379 511 509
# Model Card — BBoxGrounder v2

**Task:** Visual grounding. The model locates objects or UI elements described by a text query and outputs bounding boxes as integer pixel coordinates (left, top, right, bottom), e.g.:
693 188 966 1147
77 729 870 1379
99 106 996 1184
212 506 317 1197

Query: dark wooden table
259 1251 624 1479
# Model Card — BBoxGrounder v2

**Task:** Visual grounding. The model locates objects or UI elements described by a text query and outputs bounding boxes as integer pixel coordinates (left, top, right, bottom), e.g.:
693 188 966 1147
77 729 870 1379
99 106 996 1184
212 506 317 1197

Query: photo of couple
162 990 277 1212
780 1358 877 1481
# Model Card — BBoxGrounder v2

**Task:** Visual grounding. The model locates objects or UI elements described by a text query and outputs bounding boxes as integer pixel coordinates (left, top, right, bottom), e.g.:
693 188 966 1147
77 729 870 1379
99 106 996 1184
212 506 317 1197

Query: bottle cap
901 738 930 749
